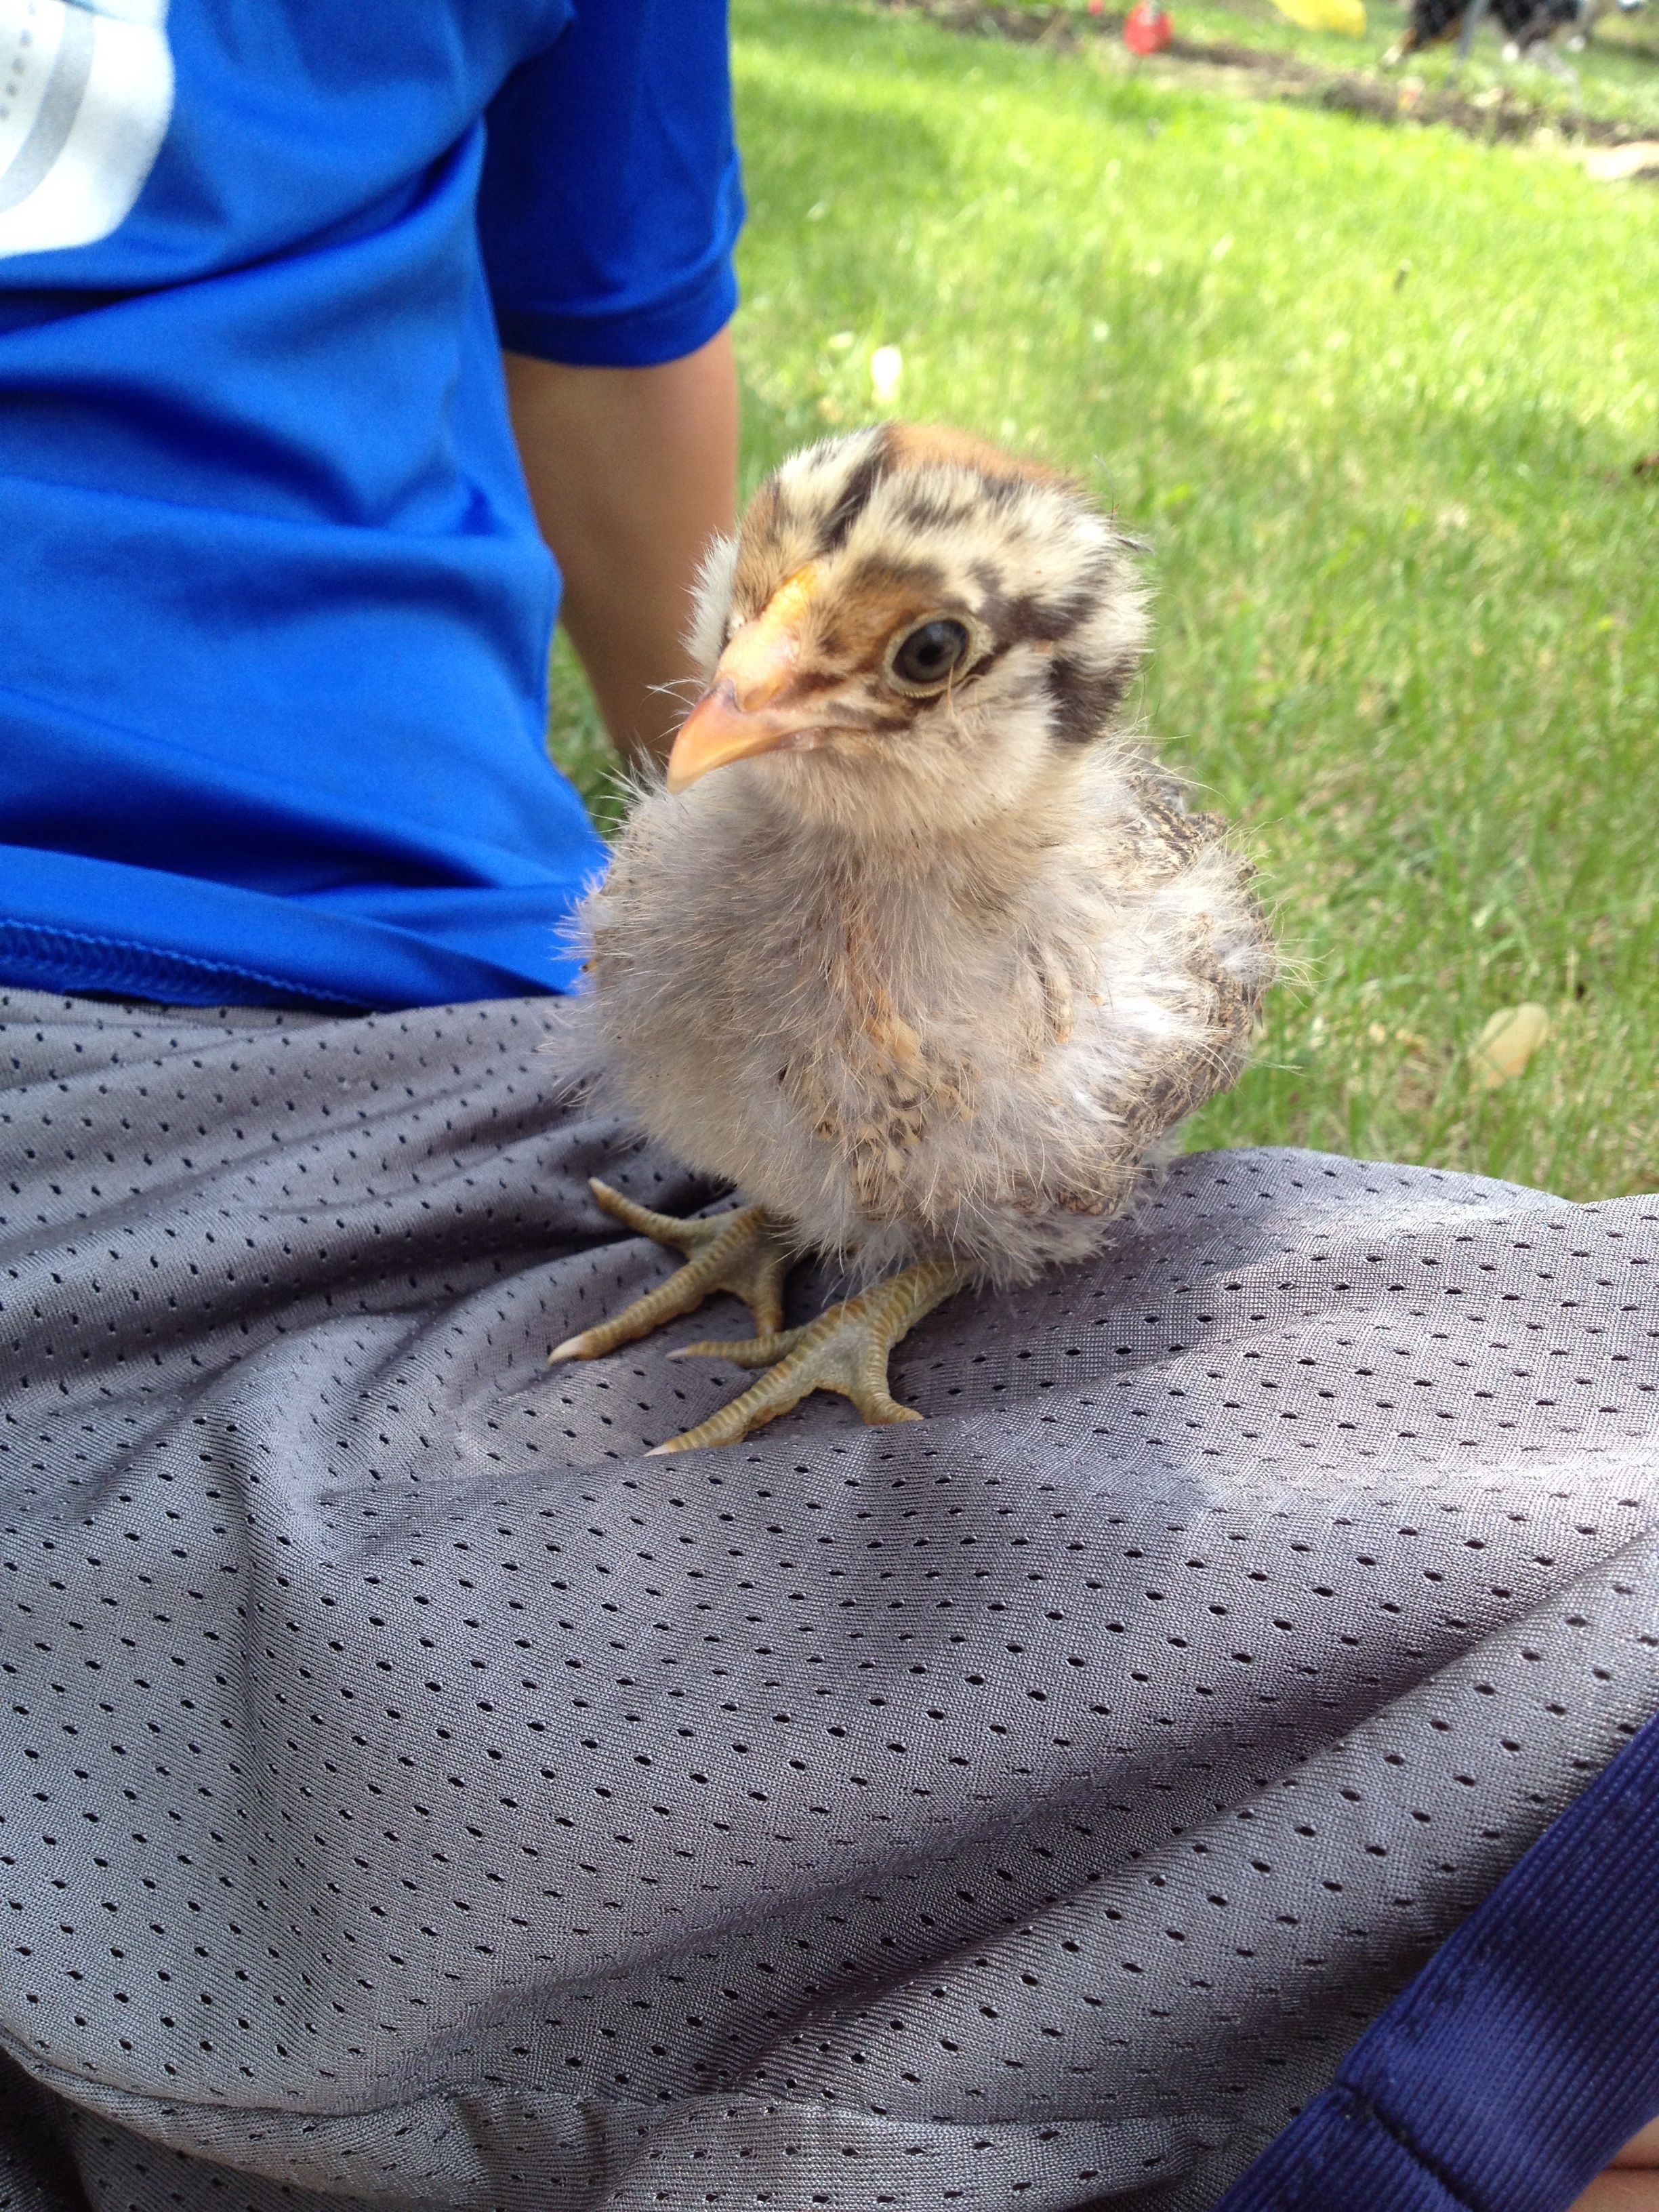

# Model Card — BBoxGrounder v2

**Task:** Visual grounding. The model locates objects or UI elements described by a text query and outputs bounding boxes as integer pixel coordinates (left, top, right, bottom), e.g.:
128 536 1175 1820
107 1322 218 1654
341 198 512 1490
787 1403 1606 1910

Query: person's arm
477 0 743 772
1573 2119 1659 2211
505 325 738 771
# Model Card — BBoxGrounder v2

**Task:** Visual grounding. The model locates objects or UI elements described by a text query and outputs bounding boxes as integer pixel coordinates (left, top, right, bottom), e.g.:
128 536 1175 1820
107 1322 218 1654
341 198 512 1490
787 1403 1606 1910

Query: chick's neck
752 741 1094 919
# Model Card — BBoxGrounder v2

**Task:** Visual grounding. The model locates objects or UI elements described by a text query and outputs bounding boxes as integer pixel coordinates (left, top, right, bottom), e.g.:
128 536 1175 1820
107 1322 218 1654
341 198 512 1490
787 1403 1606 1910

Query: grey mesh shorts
1 985 1656 2212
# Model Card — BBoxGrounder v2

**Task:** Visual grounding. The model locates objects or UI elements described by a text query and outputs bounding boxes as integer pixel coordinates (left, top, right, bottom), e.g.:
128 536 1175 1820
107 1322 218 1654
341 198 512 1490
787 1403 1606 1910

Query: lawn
549 0 1659 1200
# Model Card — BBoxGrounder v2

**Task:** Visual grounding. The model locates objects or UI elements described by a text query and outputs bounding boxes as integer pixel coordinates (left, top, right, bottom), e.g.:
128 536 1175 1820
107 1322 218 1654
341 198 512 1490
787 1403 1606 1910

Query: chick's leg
648 1258 970 1456
549 1179 792 1362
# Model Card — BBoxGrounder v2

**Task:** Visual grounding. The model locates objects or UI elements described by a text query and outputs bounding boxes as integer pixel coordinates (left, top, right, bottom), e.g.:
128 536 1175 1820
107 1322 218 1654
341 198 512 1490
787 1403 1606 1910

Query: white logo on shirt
0 0 172 258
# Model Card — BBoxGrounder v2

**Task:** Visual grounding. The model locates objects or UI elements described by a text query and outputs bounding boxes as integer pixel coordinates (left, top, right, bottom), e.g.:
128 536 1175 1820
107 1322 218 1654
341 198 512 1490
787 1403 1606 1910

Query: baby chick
552 424 1273 1452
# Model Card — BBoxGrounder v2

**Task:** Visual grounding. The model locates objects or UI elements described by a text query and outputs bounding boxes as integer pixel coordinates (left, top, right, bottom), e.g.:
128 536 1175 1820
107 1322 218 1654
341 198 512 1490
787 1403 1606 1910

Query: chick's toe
549 1179 792 1362
649 1257 969 1454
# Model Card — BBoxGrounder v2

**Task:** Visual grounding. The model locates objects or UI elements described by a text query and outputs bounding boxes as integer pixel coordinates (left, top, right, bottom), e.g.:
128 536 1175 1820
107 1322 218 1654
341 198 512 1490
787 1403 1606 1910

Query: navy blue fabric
1215 1709 1659 2212
0 0 741 1011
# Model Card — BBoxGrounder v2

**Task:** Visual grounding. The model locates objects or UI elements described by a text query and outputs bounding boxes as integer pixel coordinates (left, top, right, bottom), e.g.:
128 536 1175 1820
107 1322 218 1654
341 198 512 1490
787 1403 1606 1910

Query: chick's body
588 745 1262 1284
562 424 1273 1448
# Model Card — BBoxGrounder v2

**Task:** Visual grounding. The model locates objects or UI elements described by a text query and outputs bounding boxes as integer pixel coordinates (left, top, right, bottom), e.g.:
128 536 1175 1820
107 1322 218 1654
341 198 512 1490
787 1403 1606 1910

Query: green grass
549 0 1659 1198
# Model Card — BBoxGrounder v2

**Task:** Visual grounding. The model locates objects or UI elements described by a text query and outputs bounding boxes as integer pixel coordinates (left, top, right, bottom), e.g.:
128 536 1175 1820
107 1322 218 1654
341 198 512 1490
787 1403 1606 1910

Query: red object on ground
1086 0 1105 13
1123 1 1174 49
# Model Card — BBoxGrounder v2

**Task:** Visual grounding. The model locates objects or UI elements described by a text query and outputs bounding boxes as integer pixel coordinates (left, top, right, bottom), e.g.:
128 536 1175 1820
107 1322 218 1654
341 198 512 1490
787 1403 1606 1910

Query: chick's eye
888 617 972 691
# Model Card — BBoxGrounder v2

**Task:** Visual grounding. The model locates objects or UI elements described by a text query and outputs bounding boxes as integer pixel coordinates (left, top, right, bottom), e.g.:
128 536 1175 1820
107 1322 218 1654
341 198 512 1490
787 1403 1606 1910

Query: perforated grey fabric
1 985 1656 2212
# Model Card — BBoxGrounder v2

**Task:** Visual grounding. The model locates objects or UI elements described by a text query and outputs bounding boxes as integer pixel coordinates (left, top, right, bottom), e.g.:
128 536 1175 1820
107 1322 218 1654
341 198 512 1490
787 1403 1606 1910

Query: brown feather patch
886 422 1065 487
797 565 953 678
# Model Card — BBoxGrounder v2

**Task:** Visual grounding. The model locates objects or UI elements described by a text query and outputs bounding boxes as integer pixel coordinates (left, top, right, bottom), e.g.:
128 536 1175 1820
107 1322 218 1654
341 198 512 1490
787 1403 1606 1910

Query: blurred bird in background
1384 0 1599 59
551 425 1275 1452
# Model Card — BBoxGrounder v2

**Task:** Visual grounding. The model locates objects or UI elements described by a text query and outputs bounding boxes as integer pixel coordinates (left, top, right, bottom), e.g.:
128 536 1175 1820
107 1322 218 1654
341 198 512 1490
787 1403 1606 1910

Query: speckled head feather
681 425 1151 840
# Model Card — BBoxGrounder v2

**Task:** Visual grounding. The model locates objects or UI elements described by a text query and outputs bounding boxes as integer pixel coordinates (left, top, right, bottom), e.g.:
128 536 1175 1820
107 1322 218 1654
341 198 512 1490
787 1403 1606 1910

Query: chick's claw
548 1179 792 1362
649 1257 969 1455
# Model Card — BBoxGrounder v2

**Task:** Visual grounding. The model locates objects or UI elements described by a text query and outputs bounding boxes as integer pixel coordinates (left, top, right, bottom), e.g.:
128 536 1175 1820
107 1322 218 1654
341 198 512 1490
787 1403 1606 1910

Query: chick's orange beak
664 682 802 796
666 565 825 796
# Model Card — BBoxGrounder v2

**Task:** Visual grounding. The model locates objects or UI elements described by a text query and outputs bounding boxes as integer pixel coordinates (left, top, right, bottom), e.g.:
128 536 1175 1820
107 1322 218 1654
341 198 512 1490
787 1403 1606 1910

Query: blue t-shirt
0 0 741 1010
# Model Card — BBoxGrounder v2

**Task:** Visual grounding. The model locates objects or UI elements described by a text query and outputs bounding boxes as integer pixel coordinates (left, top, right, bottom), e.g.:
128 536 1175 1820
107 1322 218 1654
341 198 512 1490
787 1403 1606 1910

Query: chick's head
670 424 1149 842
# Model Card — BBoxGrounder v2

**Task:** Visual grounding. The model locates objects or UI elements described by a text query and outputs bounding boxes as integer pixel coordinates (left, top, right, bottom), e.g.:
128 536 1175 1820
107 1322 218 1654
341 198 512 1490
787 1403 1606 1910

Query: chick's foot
648 1258 969 1455
549 1179 792 1362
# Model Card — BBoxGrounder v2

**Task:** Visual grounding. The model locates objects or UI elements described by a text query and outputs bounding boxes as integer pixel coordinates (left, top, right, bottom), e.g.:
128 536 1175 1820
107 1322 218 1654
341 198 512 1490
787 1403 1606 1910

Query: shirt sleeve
478 0 743 369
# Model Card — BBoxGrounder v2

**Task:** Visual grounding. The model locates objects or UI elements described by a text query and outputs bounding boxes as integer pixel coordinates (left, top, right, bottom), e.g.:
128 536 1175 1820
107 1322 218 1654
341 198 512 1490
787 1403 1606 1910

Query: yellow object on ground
1269 0 1367 34
1470 1003 1551 1090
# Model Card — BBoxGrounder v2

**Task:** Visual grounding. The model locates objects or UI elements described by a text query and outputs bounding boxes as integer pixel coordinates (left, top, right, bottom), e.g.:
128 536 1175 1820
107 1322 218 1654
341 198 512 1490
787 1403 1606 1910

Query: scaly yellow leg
647 1258 970 1455
549 1179 793 1362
